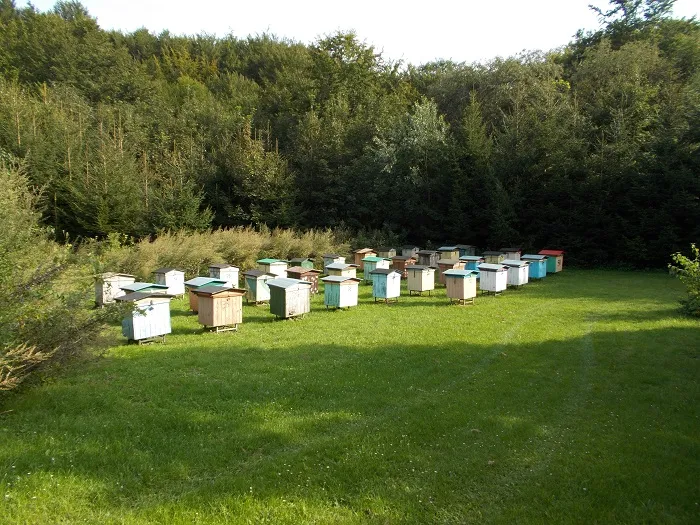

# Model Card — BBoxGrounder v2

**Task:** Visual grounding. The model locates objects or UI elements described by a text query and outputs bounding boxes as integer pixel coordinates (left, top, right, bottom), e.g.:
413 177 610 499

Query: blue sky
24 0 700 65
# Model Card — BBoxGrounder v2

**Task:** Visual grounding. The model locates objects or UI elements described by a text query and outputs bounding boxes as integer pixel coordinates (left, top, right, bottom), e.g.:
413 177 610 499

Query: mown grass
1 270 698 524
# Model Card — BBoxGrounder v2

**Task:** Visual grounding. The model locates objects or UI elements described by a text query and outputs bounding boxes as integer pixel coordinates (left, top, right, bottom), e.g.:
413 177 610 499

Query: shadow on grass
2 325 699 522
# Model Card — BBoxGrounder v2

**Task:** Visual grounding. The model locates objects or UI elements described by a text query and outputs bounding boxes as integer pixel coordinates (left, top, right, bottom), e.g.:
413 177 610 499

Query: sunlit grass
1 270 698 523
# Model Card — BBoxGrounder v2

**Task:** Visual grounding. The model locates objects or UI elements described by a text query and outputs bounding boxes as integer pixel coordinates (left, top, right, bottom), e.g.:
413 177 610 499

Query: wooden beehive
285 266 322 294
184 277 228 313
443 269 478 305
502 259 529 287
391 255 416 279
267 278 312 319
406 265 436 296
401 245 420 258
115 291 174 343
478 263 508 294
437 246 460 260
500 247 522 261
153 268 185 297
194 285 246 332
455 244 476 257
539 249 564 273
321 276 361 310
482 251 505 264
322 254 345 273
436 259 466 285
353 248 376 269
362 256 391 283
120 282 169 294
521 255 548 279
369 268 402 303
376 246 396 258
289 257 315 270
209 263 240 287
416 250 438 267
95 272 136 306
326 262 358 279
256 258 288 278
242 269 275 304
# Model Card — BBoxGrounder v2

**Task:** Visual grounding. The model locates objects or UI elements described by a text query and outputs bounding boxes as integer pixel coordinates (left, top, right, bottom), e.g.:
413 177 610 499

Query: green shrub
669 244 700 317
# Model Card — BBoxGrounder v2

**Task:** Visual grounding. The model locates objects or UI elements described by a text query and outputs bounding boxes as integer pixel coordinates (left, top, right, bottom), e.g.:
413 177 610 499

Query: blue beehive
521 255 548 279
116 291 174 344
321 276 361 310
459 255 485 279
369 268 402 303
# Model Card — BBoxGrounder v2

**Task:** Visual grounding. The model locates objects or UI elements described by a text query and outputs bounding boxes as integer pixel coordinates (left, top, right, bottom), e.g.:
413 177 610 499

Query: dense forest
0 0 698 267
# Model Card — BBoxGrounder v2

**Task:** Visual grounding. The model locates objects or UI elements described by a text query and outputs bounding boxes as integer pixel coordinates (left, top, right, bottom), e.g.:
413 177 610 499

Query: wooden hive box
521 255 548 279
443 269 478 305
401 245 420 258
406 265 436 296
353 248 376 269
369 268 402 303
391 255 416 279
502 259 529 287
95 272 136 306
153 268 185 297
194 285 246 332
416 250 438 267
539 249 565 273
184 277 227 313
436 259 466 285
478 263 508 295
120 282 169 294
321 276 361 310
267 277 312 319
326 262 358 279
500 247 522 261
362 256 391 283
242 269 275 304
116 291 174 343
459 255 485 272
455 244 476 257
257 258 289 278
482 251 505 264
322 253 345 273
289 257 315 270
376 246 396 258
437 246 460 261
285 266 322 294
209 263 240 287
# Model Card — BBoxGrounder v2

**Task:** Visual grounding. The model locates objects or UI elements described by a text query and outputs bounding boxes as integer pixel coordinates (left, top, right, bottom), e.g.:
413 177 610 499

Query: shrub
669 244 700 317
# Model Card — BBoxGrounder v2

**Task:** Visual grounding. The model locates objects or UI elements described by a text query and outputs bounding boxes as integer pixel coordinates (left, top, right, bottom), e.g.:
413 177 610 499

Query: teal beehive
361 256 391 283
370 268 402 303
116 291 174 344
521 255 547 279
322 276 361 310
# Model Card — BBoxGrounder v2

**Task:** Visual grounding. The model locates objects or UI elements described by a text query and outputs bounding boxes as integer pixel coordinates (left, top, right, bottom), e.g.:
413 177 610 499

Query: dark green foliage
669 244 700 316
0 0 698 267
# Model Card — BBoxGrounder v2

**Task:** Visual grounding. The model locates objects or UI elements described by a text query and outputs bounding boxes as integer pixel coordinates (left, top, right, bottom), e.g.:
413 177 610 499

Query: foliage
669 243 700 316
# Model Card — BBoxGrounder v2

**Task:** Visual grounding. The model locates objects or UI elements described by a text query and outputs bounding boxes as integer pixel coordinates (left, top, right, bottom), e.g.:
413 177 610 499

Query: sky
24 0 700 65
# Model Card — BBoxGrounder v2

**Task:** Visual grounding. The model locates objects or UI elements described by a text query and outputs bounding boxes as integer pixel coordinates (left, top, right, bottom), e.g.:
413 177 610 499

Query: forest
0 0 698 267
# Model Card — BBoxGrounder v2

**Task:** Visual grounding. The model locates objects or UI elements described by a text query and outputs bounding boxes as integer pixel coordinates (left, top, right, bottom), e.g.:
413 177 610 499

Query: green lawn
1 270 699 524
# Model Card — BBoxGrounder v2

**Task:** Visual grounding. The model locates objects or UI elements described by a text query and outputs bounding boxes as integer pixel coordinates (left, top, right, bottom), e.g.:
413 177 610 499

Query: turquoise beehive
321 276 360 310
369 268 402 303
521 255 547 279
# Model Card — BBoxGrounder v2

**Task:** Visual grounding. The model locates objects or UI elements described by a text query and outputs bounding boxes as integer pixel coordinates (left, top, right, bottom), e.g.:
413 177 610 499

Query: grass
1 269 699 524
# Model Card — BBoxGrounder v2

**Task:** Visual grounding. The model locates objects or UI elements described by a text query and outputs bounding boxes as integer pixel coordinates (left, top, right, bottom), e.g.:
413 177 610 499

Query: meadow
1 269 698 524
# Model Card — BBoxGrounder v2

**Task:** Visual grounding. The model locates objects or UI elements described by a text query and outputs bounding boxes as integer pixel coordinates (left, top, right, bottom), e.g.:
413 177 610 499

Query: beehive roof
369 268 401 275
209 263 238 269
242 269 273 277
326 262 358 270
286 266 321 275
257 258 286 264
321 276 360 284
267 277 312 289
521 254 547 261
437 259 460 265
362 256 389 262
443 269 478 278
438 245 458 251
482 251 504 255
121 282 168 292
502 259 528 267
459 255 484 261
500 247 522 252
391 255 415 261
478 263 507 272
416 250 437 255
184 277 227 287
539 249 565 256
194 285 246 297
353 248 375 254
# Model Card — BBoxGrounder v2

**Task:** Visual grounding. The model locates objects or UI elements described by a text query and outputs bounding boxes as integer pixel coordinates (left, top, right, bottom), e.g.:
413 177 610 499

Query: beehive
500 247 522 261
401 245 420 258
184 277 228 312
267 278 312 319
353 248 376 269
257 258 288 278
289 257 315 270
321 276 361 310
116 291 173 343
482 251 505 264
455 244 476 257
285 266 322 294
194 285 246 332
95 272 136 306
406 265 436 296
209 263 240 287
322 254 345 273
152 268 185 297
443 269 478 305
478 263 508 294
242 270 275 304
539 249 564 273
391 255 416 279
416 250 439 267
521 255 548 279
459 255 485 272
437 246 460 260
369 269 402 303
376 246 396 258
502 259 529 287
120 282 169 294
436 259 466 285
362 256 391 283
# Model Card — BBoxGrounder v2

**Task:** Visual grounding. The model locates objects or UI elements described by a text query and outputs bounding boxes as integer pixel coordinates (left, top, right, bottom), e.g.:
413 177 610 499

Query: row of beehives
95 247 564 343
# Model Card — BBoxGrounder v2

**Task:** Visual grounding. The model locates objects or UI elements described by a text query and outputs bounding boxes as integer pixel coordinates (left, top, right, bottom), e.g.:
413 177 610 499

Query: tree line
0 0 698 267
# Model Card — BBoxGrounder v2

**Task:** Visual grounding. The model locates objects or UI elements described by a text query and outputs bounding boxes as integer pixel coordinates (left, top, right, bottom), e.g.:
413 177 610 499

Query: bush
669 244 700 317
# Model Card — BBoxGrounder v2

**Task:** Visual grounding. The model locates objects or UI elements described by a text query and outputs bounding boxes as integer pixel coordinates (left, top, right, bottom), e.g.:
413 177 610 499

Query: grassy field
1 269 698 524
